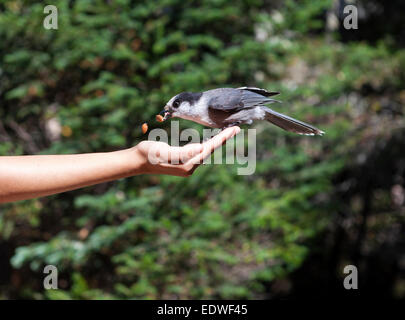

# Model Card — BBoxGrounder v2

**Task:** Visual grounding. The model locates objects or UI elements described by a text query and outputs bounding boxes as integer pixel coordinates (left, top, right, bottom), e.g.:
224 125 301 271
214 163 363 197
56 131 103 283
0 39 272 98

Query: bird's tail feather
263 107 324 136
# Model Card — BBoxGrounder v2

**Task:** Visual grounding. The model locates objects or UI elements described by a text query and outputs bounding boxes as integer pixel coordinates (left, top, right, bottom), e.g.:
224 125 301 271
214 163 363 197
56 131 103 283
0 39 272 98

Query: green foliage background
0 0 404 299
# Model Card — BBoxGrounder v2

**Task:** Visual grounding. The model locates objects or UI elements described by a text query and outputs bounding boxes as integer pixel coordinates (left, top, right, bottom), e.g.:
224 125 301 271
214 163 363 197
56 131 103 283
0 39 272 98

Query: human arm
0 126 240 203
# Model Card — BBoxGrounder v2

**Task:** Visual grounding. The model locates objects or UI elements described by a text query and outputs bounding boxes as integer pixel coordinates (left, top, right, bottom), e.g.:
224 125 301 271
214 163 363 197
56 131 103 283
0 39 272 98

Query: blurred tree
0 0 404 299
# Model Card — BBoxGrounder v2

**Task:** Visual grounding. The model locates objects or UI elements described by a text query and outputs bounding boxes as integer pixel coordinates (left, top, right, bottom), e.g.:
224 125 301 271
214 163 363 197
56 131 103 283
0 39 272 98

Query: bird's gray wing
208 88 280 112
207 88 244 112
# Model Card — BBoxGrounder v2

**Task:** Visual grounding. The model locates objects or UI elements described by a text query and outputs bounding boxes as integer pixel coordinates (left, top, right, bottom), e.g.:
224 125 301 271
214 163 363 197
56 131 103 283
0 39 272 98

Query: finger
165 143 203 164
166 146 182 164
201 126 240 158
166 128 239 165
179 143 203 163
190 126 240 165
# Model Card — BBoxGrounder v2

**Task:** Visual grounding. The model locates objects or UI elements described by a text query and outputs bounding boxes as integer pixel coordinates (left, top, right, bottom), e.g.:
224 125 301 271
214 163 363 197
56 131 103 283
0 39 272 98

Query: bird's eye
173 100 180 108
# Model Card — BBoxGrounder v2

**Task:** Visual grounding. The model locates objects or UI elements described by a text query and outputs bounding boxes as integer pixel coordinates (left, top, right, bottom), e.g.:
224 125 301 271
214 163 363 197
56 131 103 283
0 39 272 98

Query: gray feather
237 86 280 97
241 90 280 107
207 87 280 112
262 107 324 136
206 88 244 111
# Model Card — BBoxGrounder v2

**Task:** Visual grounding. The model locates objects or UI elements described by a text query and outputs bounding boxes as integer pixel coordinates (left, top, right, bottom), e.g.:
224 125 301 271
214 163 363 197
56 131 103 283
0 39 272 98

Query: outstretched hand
0 126 240 203
134 126 240 177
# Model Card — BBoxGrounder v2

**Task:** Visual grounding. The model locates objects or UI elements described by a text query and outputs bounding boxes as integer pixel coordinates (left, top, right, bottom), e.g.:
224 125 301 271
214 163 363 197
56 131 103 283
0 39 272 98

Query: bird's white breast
177 95 216 127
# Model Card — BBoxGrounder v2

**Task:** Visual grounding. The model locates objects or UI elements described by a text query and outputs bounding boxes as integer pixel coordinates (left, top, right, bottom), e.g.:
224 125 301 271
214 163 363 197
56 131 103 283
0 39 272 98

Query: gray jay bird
159 87 324 136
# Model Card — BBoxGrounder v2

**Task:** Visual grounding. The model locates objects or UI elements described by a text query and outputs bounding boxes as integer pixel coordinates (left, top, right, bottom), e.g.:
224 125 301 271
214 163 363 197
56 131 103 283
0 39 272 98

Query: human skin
0 126 240 203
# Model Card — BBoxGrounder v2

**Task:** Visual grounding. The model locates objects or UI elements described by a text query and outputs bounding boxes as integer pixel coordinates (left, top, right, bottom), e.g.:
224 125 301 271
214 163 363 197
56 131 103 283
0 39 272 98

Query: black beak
160 106 172 120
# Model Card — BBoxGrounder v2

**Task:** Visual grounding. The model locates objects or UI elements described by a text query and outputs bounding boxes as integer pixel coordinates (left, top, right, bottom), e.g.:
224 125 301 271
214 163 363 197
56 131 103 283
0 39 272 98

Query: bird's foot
221 122 242 130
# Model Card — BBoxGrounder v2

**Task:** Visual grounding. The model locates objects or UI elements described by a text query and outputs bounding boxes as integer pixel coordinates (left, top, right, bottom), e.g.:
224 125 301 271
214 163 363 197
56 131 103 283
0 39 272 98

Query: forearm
0 148 142 203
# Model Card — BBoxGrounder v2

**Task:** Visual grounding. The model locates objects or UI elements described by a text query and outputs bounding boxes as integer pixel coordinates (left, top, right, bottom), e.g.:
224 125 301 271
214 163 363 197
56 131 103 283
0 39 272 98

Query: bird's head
160 92 203 120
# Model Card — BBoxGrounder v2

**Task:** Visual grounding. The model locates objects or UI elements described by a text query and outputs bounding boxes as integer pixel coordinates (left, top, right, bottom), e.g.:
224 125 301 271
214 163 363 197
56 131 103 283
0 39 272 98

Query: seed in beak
156 114 164 122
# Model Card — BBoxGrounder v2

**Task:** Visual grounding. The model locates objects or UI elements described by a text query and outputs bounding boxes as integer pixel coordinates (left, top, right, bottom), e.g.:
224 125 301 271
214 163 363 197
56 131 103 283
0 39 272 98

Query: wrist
125 144 149 175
